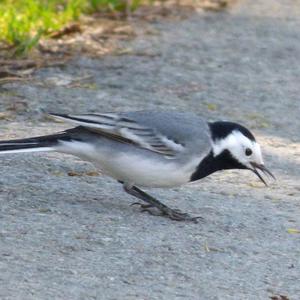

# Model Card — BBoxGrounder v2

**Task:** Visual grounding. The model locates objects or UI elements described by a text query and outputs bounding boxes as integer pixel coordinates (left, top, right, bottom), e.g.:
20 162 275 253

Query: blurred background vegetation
0 0 143 55
0 0 230 57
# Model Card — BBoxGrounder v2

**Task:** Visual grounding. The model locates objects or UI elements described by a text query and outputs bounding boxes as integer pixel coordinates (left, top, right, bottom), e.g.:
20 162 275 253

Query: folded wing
51 113 185 157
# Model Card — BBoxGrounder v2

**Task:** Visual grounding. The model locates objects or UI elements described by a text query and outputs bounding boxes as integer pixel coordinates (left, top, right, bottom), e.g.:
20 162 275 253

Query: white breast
99 152 200 187
57 140 200 188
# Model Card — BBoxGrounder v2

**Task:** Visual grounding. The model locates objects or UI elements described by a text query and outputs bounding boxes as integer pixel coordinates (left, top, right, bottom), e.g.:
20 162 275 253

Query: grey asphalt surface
0 0 300 299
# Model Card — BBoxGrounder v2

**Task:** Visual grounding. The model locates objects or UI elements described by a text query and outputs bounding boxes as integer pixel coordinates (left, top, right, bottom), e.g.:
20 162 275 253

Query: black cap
208 121 256 142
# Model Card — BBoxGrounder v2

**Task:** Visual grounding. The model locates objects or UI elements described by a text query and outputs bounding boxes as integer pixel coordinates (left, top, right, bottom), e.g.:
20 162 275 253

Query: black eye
245 148 252 156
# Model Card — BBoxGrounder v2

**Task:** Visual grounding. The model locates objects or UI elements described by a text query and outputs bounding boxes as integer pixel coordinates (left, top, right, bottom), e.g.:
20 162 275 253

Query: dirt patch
0 0 235 85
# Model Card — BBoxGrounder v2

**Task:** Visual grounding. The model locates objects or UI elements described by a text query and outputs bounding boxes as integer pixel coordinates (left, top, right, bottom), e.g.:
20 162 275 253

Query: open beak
250 162 275 186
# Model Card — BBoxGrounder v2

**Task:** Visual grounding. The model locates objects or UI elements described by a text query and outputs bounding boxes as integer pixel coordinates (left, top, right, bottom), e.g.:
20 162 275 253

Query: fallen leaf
50 23 81 39
68 171 81 177
206 103 217 111
86 171 100 176
287 228 300 234
0 112 12 120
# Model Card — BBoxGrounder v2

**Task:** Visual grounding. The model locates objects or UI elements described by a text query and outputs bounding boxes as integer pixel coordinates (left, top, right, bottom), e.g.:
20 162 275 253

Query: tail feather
0 132 68 154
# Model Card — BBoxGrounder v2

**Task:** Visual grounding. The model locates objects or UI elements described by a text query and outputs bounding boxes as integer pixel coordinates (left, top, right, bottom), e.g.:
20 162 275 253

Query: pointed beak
250 162 276 186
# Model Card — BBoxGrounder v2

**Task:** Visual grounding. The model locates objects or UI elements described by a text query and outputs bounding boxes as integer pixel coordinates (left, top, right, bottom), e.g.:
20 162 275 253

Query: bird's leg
123 184 200 223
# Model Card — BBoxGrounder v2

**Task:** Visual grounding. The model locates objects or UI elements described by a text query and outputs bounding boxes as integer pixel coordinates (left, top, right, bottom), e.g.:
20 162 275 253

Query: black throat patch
190 150 247 182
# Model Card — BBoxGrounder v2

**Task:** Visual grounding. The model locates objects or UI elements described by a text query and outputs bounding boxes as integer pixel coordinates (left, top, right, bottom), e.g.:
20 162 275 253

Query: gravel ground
0 0 300 299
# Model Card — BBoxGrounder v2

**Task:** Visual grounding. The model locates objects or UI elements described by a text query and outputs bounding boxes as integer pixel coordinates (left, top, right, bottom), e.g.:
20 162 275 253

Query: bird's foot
131 202 201 223
162 208 202 223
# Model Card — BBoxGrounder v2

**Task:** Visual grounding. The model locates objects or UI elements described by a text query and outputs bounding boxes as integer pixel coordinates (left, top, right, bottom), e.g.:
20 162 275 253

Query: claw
164 208 202 223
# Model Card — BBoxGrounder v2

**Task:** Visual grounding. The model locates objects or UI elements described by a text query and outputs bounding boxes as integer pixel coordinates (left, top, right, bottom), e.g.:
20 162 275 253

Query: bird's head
209 121 275 185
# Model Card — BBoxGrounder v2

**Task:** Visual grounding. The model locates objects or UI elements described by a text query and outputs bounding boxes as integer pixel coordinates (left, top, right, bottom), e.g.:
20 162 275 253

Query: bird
0 111 274 222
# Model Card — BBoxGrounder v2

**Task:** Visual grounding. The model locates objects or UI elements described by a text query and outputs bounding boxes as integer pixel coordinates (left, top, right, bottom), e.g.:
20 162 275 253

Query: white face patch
212 131 264 167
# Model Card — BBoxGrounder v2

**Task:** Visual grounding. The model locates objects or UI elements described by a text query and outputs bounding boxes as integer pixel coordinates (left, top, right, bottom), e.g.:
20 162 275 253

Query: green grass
0 0 142 56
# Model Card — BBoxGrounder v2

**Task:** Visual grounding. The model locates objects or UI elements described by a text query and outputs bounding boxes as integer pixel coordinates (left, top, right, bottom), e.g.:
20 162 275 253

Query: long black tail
0 132 69 154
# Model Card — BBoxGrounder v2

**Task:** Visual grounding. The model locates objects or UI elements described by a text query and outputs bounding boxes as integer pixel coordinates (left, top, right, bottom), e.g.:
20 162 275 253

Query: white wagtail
0 111 274 222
